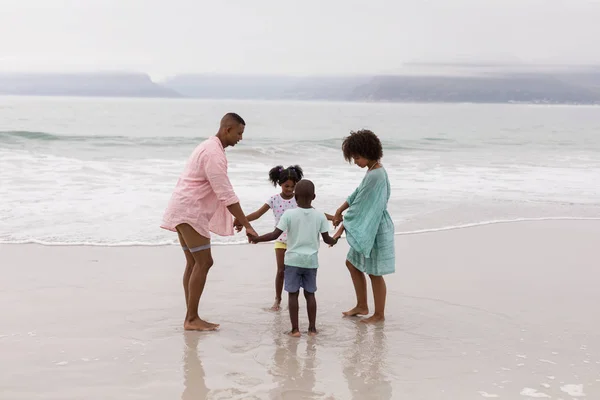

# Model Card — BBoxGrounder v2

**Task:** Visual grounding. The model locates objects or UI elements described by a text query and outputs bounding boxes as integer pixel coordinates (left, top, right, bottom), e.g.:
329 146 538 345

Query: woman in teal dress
333 129 395 324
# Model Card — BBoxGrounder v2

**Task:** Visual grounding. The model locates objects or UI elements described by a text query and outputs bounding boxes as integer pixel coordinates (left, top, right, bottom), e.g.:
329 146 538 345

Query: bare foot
270 299 281 312
204 320 221 329
342 306 369 317
360 314 385 324
287 329 301 338
308 328 318 336
184 318 219 331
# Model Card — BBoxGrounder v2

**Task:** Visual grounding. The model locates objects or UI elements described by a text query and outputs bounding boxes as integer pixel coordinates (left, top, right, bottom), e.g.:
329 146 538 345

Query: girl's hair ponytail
268 165 284 186
288 165 304 180
268 165 304 186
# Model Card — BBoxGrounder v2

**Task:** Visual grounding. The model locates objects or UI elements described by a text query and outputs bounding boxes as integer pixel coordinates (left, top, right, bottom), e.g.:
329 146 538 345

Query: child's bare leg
177 224 219 331
362 275 387 324
343 260 369 317
287 291 301 337
304 290 317 335
272 249 286 311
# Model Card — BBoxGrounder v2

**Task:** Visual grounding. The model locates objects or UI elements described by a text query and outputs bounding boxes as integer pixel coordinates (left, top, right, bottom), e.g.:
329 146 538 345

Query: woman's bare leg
343 260 369 317
362 275 386 324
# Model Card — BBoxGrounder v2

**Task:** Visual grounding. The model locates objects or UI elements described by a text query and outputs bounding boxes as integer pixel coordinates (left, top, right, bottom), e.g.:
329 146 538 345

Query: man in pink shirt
161 113 257 331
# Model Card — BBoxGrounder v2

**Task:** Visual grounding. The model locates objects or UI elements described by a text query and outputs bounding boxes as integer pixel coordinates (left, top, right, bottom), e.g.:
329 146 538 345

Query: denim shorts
284 266 317 293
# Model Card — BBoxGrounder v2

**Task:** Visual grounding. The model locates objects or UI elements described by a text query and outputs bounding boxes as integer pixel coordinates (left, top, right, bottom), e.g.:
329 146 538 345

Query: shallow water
1 97 599 246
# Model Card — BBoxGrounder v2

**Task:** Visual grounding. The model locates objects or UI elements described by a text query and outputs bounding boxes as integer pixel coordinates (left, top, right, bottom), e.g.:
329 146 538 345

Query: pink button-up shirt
161 136 239 238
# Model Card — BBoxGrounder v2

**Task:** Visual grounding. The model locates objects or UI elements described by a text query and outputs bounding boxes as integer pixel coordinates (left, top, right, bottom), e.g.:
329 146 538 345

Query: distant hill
162 74 296 100
348 71 600 104
2 66 600 104
279 76 372 100
162 68 600 104
162 74 370 100
0 72 181 98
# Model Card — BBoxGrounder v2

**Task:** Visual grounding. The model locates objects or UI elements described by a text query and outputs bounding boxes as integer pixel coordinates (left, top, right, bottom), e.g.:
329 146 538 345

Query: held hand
247 234 259 244
332 211 343 228
330 224 344 247
245 226 258 240
233 218 243 233
328 237 339 248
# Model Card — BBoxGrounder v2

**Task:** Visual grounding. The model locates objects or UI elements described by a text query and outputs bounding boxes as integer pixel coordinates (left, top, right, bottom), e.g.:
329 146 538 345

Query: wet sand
1 220 599 399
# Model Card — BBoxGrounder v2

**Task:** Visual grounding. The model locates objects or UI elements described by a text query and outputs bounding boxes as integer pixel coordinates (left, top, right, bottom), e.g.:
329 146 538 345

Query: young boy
249 179 338 337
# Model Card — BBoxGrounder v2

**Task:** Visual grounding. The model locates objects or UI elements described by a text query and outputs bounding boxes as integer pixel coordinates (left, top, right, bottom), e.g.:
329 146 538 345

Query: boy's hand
248 234 260 244
329 229 343 247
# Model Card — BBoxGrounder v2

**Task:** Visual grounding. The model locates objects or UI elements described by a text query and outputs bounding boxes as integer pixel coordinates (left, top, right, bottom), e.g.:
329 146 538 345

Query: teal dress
344 167 395 276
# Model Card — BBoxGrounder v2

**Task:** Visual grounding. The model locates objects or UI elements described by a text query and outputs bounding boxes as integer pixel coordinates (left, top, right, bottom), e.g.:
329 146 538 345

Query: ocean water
1 96 599 246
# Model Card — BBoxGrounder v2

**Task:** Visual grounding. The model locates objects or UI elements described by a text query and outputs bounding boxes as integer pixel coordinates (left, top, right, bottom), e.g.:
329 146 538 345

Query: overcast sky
1 0 599 78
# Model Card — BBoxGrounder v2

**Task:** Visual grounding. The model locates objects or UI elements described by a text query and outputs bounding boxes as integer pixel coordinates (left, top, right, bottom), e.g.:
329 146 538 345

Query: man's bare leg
176 224 219 331
343 260 369 317
185 257 218 331
177 231 195 306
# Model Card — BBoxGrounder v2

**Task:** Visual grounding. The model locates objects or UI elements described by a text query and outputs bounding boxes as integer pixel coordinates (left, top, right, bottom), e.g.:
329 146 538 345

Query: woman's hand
332 210 344 228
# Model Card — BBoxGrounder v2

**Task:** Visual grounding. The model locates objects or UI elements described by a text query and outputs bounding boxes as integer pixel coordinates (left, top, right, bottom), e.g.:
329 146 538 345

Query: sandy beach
1 219 599 399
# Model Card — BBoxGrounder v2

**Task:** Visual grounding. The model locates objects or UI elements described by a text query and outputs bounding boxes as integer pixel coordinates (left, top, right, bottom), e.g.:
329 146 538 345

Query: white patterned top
267 194 297 243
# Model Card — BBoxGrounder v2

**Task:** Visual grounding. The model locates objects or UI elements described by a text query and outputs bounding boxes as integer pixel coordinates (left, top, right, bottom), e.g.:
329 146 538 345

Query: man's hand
246 226 258 240
233 218 243 233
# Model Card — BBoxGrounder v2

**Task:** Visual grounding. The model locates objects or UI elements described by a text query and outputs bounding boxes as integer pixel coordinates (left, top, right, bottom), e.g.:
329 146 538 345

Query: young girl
332 129 395 324
235 165 304 311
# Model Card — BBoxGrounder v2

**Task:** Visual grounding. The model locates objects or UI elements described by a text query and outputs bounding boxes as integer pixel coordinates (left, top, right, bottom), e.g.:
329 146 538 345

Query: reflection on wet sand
269 313 321 399
181 333 209 400
343 323 393 400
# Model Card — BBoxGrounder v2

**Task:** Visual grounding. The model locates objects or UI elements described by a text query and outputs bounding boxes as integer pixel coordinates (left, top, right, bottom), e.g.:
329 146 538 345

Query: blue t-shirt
276 208 329 269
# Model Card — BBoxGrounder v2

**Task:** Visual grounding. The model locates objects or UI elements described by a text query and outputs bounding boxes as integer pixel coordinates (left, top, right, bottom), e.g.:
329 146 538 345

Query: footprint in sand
478 391 499 398
520 388 550 398
560 384 586 397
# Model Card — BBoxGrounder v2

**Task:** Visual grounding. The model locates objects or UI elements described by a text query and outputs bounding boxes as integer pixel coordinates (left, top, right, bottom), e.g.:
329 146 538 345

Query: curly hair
342 129 383 162
268 165 304 186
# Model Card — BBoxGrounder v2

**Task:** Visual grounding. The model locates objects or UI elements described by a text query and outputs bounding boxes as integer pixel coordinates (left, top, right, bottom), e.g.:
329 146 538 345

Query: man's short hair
222 112 245 126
